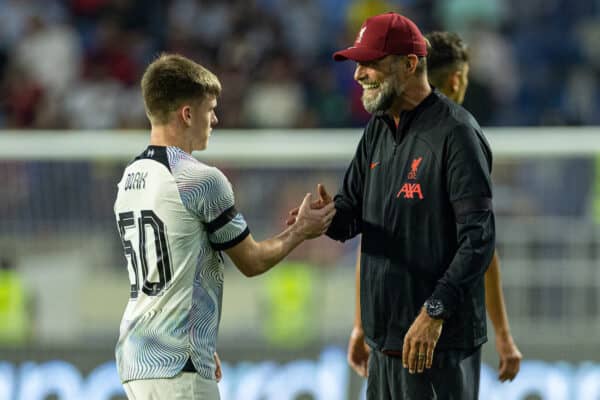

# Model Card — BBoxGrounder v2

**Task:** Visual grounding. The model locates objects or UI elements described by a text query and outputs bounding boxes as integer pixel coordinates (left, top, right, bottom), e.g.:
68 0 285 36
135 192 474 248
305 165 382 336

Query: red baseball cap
333 12 427 62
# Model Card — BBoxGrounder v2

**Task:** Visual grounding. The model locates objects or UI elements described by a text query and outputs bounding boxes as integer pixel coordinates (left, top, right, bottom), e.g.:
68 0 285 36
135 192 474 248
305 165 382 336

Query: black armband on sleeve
452 197 492 223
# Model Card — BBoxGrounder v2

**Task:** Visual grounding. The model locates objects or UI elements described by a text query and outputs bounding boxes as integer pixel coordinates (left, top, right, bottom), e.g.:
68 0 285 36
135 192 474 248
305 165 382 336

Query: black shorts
367 346 481 400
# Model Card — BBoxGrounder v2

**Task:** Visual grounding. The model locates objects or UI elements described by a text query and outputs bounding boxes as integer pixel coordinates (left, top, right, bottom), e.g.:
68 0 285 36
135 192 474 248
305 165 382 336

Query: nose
354 64 366 82
211 112 218 126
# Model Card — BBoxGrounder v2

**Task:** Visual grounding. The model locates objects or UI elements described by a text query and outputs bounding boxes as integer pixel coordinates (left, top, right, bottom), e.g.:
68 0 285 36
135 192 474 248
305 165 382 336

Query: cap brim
332 46 388 62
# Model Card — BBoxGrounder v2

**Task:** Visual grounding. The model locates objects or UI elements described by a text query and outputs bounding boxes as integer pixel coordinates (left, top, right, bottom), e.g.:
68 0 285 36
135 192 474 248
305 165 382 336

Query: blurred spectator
62 63 125 129
305 65 351 127
576 17 600 69
168 0 232 49
225 1 283 69
83 16 137 86
0 255 30 345
242 53 306 128
275 0 324 60
560 66 600 125
1 66 45 127
464 24 519 107
0 0 37 47
215 65 251 128
13 15 81 97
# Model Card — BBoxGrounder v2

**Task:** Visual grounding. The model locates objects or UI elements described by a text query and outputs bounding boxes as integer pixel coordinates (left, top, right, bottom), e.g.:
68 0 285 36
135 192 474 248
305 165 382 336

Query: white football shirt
113 146 249 383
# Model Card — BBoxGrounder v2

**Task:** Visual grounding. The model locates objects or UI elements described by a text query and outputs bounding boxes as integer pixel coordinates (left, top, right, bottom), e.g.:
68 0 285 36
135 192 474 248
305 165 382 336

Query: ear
405 55 419 74
449 71 461 94
180 105 192 127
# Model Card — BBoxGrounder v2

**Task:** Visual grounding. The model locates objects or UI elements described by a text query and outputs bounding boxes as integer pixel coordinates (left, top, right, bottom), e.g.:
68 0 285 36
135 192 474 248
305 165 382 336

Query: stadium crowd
0 0 599 130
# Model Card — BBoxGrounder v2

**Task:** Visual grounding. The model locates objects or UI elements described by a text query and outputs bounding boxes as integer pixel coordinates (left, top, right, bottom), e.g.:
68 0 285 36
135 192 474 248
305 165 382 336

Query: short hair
415 56 427 75
389 55 427 75
425 31 469 87
141 53 221 124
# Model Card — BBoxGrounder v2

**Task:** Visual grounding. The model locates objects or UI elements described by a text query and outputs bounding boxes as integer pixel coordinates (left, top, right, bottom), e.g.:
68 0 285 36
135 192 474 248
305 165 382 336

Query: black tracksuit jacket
327 90 495 352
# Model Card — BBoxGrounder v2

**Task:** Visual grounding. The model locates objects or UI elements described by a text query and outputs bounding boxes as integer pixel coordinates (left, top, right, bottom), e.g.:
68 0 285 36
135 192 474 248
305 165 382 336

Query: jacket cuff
325 207 360 242
427 283 460 320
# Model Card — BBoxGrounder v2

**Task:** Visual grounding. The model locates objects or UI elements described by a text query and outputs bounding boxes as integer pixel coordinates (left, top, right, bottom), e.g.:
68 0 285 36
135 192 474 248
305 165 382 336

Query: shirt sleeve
178 166 250 250
326 131 368 242
428 125 495 319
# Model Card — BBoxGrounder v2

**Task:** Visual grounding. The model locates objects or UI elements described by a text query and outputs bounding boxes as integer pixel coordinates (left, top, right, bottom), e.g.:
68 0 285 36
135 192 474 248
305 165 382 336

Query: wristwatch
424 298 446 320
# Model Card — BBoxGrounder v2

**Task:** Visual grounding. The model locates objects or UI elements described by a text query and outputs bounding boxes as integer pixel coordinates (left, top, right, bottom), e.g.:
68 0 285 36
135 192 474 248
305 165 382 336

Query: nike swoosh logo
370 162 380 169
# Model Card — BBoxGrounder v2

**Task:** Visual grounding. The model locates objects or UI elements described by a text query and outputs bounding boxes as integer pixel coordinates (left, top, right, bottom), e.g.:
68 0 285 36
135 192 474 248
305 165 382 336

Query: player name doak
124 171 148 191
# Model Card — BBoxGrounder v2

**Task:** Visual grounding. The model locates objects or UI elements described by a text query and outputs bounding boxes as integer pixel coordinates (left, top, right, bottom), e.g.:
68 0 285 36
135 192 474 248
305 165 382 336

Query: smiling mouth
361 82 380 90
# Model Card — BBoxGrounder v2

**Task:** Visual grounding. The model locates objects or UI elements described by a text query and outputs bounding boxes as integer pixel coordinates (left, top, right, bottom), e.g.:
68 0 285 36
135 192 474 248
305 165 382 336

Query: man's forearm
429 208 495 318
484 250 511 337
354 244 362 331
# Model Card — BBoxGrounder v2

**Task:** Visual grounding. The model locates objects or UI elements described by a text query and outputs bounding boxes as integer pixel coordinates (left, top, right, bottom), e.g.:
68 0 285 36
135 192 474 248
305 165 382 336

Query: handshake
286 184 336 240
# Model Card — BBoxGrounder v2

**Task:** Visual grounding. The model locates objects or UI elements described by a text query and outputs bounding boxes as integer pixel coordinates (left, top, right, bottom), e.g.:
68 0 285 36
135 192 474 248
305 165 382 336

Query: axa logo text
397 183 424 200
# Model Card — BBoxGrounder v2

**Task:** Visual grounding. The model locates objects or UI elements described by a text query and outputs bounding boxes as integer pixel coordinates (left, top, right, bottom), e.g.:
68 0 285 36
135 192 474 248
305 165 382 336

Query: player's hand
347 327 370 377
286 184 333 225
293 192 336 239
402 308 443 374
286 206 300 226
495 333 522 381
214 352 222 382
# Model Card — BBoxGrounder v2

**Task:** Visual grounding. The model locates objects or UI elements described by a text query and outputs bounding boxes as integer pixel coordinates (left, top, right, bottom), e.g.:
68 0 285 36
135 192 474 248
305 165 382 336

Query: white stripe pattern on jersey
167 148 249 378
114 146 248 383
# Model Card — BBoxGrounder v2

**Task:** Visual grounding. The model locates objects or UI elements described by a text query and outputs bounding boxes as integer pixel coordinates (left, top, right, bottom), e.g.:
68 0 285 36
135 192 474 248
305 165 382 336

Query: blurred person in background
113 53 335 399
0 254 30 345
242 52 306 128
347 30 522 385
316 13 496 399
13 14 81 99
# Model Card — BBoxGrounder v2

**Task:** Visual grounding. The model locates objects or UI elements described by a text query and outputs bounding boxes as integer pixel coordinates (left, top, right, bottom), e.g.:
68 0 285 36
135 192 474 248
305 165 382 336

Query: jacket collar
376 87 441 140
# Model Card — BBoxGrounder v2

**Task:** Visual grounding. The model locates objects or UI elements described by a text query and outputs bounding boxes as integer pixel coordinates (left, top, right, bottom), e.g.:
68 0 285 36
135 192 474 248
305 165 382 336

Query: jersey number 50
117 210 173 298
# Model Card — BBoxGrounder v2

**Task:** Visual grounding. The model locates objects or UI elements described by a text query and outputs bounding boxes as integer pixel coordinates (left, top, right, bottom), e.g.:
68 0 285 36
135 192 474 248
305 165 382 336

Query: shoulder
167 147 230 188
447 118 490 154
430 93 481 133
167 148 234 214
449 105 482 135
429 96 488 147
445 119 493 171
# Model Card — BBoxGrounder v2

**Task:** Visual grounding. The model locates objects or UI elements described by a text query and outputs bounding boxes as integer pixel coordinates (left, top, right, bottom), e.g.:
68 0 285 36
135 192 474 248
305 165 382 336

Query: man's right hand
347 327 370 377
287 184 333 226
292 189 336 239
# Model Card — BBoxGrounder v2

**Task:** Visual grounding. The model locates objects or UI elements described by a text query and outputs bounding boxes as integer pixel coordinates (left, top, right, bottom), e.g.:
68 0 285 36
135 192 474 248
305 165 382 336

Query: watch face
426 299 444 318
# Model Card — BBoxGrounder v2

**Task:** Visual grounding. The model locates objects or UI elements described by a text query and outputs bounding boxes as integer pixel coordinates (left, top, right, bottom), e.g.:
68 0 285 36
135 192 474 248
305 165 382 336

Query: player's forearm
485 250 512 337
240 226 305 277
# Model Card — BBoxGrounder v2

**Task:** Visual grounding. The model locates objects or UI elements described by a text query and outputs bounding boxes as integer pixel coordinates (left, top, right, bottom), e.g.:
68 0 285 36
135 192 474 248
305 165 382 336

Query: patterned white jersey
113 145 249 383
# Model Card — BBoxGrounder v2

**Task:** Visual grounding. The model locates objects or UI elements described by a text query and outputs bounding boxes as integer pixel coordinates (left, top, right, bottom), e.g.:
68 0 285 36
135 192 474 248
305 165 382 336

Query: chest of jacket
362 124 453 242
